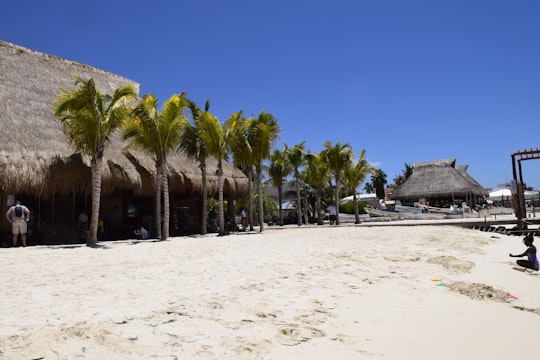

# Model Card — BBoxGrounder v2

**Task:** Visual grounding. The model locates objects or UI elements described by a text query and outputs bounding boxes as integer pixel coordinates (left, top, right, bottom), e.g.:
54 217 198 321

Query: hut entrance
511 148 540 229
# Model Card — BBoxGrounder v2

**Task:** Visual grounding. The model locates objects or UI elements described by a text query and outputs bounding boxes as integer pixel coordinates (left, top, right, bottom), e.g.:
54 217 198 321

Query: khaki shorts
12 219 27 235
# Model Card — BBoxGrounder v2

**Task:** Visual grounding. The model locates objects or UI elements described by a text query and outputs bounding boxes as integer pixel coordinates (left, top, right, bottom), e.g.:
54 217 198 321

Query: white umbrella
488 188 512 201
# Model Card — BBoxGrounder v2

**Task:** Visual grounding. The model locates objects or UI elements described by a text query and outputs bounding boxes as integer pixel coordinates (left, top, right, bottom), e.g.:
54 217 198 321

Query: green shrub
339 200 367 214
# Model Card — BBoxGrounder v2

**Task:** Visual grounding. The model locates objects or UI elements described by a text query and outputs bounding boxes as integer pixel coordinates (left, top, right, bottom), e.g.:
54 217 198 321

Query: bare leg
21 234 27 247
12 234 18 247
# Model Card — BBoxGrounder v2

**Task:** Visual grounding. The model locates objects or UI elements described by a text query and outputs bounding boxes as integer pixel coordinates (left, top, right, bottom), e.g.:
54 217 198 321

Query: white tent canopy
488 188 539 201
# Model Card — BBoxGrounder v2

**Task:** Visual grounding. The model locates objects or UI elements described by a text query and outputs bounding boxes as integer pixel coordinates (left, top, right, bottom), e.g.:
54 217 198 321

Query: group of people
207 207 249 234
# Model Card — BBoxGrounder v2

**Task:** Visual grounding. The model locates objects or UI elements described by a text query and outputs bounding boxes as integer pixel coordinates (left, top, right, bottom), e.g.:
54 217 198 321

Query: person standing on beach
240 208 247 231
509 234 539 271
326 204 337 225
5 200 31 247
77 210 89 242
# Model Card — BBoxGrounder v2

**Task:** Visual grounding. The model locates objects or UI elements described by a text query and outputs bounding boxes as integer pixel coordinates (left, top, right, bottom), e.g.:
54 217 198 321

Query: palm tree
226 111 255 231
267 148 292 226
342 149 373 224
305 151 330 225
322 141 353 226
53 76 136 247
199 111 232 235
246 111 280 232
122 93 188 240
363 182 375 194
286 142 306 226
371 168 388 200
393 163 413 187
180 99 211 234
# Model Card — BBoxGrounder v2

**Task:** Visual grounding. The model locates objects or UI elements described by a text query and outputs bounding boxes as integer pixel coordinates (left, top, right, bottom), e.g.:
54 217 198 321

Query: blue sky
2 0 540 190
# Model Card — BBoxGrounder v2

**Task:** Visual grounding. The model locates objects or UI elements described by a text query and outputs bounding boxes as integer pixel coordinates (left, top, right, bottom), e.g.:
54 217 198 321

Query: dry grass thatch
0 40 248 198
391 158 488 200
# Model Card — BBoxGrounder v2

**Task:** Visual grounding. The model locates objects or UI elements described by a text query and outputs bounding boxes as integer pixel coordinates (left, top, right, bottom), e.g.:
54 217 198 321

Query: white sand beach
0 224 538 359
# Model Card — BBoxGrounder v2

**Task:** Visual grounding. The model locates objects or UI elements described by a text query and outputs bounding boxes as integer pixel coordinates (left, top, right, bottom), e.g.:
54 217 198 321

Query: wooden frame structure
511 148 540 229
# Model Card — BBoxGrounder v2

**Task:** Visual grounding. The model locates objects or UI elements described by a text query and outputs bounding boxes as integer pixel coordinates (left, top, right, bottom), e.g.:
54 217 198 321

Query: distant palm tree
363 182 375 194
393 163 413 187
286 142 306 226
342 149 373 224
322 141 353 225
53 76 136 247
122 93 188 240
371 168 388 200
180 99 211 234
268 148 292 226
246 111 280 232
305 151 330 225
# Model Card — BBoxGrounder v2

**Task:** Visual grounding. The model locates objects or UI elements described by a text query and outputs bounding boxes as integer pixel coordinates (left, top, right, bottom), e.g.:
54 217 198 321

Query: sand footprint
276 324 324 346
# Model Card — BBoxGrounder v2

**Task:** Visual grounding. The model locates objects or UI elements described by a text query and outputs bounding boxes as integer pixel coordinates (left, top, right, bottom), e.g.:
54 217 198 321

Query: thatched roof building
0 40 247 198
391 158 488 204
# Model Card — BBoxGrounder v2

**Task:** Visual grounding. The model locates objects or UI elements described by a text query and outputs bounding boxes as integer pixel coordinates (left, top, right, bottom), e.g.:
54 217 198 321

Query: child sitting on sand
509 233 539 271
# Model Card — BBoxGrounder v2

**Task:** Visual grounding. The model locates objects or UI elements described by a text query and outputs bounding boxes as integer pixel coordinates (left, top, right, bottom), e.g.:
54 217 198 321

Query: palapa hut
391 158 488 207
0 40 248 245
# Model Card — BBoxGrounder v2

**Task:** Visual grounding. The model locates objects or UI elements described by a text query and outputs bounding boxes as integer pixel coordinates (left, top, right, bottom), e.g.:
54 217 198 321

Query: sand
0 224 538 359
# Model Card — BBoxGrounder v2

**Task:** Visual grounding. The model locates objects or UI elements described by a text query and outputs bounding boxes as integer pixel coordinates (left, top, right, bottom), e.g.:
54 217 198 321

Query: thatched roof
0 40 247 198
455 164 487 196
391 158 488 201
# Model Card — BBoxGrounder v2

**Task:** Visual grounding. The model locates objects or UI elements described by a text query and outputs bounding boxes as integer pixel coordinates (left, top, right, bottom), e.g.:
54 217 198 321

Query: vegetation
245 111 280 232
304 151 330 225
286 142 306 226
267 148 292 226
122 93 189 240
199 110 229 234
53 76 136 246
55 75 393 243
392 163 413 187
180 99 211 235
342 149 374 224
322 141 353 225
371 168 388 199
339 200 367 215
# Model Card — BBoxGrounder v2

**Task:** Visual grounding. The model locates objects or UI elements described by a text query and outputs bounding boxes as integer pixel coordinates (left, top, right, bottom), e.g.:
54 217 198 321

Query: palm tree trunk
257 166 264 232
88 156 103 247
218 161 225 235
155 161 162 239
162 157 170 240
248 166 254 231
295 168 302 226
201 160 208 235
316 187 323 225
278 184 284 226
353 193 360 224
303 188 309 224
335 175 341 225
